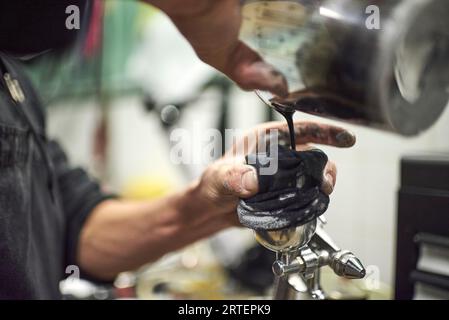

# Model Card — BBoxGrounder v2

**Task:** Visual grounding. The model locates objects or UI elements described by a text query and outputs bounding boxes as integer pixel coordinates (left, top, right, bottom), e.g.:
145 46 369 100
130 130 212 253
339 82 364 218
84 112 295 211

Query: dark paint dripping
272 103 296 151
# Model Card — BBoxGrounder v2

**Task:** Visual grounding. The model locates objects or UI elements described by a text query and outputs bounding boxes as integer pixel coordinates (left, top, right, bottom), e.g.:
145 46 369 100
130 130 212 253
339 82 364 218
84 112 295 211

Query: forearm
78 180 232 280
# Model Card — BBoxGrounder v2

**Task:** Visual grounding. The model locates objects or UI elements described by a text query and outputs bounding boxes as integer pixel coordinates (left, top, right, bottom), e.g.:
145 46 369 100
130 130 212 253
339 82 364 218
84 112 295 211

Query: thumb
240 167 259 198
217 163 259 199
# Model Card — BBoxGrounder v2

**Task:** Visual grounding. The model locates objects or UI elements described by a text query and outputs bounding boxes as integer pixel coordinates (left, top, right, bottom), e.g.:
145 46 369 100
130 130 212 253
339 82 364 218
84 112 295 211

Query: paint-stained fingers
206 158 259 199
254 120 356 149
225 120 355 159
224 42 289 98
293 121 356 148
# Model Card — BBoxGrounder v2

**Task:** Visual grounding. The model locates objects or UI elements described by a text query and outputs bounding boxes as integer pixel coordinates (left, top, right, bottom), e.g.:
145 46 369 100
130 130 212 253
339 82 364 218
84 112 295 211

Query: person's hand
147 0 289 97
78 121 355 278
186 121 356 227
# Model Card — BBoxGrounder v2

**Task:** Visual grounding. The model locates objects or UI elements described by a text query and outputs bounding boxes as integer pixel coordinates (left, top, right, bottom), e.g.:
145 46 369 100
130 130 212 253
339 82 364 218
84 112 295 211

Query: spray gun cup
254 219 317 253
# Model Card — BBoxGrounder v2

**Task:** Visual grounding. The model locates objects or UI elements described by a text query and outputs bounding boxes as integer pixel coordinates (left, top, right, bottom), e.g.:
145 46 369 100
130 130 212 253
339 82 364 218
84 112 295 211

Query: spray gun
246 201 366 300
237 143 365 300
264 219 365 300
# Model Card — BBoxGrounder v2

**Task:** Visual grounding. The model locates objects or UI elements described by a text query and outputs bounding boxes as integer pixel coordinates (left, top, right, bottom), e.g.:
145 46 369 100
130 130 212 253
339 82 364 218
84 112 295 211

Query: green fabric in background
24 0 157 107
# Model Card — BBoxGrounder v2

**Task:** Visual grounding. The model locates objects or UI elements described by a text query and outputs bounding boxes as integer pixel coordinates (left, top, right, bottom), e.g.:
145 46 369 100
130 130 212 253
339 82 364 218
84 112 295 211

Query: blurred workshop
0 0 448 301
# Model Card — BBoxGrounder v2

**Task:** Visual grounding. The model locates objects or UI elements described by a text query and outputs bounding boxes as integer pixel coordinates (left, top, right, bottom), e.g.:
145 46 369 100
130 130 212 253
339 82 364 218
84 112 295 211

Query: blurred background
23 0 449 300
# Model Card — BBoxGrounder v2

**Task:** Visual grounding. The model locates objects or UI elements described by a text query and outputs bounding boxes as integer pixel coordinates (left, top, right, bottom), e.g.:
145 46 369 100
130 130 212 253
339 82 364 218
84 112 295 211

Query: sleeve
47 140 116 274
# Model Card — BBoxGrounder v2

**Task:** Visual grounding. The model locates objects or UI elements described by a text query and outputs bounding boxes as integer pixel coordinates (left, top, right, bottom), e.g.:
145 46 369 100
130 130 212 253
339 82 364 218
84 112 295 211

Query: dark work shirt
0 53 112 299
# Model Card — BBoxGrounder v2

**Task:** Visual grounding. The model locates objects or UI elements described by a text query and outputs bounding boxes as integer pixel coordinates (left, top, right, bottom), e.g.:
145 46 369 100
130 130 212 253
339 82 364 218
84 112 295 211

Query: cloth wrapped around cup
237 145 329 231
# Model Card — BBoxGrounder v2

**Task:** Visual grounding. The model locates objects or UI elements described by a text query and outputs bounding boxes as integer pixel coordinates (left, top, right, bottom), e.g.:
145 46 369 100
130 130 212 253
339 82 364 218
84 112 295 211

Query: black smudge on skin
335 131 356 147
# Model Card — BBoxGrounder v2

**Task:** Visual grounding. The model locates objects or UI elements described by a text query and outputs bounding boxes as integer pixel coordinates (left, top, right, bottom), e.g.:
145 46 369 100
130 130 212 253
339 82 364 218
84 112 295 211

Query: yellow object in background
121 174 175 200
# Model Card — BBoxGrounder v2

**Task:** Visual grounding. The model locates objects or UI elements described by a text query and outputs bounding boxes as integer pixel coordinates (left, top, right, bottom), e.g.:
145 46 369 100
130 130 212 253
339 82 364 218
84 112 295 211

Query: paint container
241 0 449 136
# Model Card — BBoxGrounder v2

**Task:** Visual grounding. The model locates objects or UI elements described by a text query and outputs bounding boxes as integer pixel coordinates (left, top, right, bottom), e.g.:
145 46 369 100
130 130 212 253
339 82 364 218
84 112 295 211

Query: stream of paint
272 103 296 151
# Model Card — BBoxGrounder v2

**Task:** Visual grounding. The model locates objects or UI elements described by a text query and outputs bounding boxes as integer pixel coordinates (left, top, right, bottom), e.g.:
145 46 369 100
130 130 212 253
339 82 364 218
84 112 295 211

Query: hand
146 0 289 97
79 120 355 279
189 121 356 227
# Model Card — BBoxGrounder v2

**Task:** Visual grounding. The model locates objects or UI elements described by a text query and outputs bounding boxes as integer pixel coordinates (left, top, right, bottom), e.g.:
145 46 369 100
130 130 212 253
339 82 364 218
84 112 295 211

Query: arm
78 181 242 280
77 121 355 280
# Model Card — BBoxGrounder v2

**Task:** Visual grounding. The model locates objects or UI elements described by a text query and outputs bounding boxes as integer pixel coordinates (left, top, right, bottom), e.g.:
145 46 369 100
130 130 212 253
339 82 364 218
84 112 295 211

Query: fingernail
336 131 356 147
242 169 258 193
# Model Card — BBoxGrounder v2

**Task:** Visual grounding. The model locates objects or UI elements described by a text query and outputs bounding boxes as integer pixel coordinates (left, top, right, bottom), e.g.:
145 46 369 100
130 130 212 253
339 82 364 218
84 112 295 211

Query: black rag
237 145 329 231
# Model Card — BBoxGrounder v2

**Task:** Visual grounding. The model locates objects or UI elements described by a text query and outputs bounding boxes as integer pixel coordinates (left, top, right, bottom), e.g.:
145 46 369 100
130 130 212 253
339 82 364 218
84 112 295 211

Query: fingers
322 161 337 195
255 120 356 148
209 159 259 199
225 120 355 160
294 122 356 148
225 42 289 98
158 0 288 97
221 164 259 198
